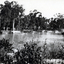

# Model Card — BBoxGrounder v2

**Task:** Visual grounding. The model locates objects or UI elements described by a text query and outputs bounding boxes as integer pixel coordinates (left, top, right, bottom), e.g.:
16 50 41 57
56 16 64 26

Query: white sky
0 0 64 18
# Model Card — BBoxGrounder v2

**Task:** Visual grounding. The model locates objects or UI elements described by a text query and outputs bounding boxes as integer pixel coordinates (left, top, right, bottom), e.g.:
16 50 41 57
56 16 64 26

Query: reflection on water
0 31 64 49
0 31 64 43
12 31 64 44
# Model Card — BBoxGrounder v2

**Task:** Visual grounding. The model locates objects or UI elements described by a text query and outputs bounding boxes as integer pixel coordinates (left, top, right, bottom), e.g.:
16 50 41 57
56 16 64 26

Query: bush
0 40 42 64
14 43 42 64
0 39 13 63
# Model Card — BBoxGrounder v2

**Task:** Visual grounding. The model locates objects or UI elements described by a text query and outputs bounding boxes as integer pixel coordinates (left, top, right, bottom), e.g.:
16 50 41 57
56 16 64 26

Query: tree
29 10 43 30
0 1 25 30
52 13 64 30
49 18 58 30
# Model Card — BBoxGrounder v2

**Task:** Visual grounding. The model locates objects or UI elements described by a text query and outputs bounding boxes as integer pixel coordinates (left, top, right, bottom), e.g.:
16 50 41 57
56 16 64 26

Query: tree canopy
0 1 25 30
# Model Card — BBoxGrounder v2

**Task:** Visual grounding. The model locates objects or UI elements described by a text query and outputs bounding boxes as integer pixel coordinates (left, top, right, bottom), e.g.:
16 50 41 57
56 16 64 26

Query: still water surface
0 31 64 49
13 31 64 43
0 31 64 42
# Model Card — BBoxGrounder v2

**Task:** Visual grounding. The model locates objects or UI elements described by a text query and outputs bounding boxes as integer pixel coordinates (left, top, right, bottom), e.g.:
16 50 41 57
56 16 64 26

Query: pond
0 30 64 49
12 30 64 43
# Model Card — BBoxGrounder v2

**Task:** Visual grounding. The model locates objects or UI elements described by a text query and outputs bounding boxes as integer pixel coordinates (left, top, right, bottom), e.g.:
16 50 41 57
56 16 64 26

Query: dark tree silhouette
0 1 25 30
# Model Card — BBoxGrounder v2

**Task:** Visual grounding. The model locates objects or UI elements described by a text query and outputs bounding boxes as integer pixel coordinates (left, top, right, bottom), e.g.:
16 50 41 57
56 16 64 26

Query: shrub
15 43 42 64
0 39 13 63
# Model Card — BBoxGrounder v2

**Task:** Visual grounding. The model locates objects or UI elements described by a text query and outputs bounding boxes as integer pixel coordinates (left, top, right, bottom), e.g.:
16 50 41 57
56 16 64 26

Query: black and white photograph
0 0 64 64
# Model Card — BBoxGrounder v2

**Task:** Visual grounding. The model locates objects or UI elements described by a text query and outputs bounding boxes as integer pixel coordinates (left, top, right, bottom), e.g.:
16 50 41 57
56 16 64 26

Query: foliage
0 0 25 30
0 38 13 63
0 40 42 64
14 43 42 64
20 10 48 31
1 1 64 31
42 42 64 59
0 39 64 64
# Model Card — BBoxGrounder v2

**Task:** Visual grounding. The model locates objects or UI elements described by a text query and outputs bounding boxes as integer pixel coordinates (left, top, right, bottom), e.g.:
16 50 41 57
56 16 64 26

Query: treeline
0 1 64 31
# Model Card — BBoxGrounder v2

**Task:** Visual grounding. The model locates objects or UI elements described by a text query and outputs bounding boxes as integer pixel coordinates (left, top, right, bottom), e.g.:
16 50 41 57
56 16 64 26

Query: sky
0 0 64 18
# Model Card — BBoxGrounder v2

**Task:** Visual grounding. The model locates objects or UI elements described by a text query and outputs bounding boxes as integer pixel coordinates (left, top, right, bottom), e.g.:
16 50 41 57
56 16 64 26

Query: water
13 31 64 43
0 30 64 49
